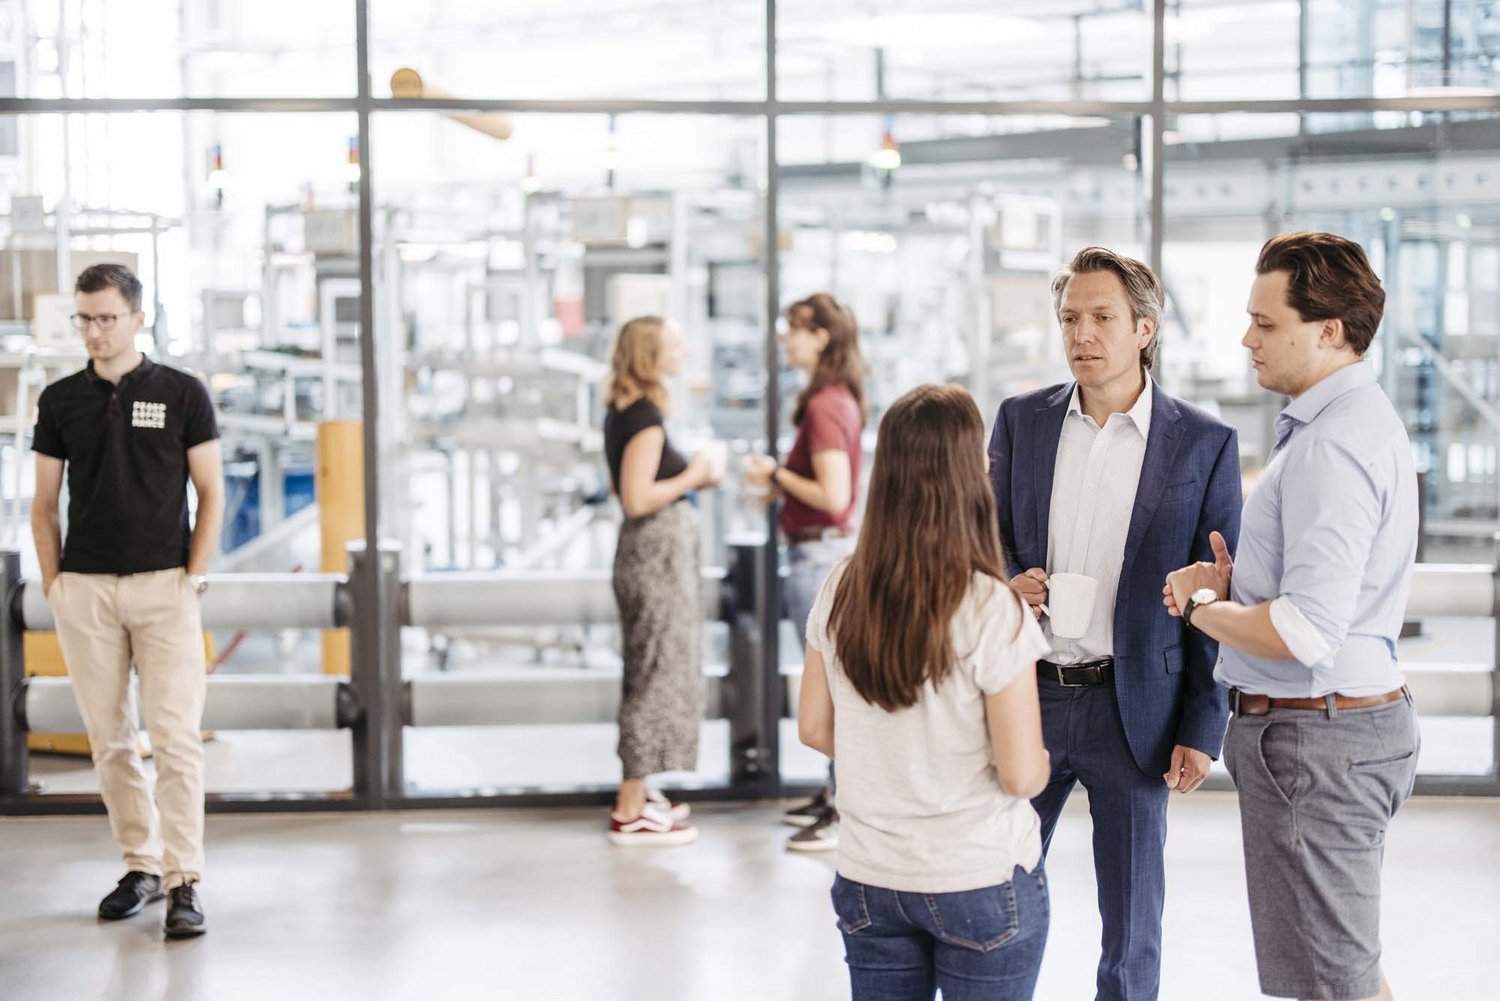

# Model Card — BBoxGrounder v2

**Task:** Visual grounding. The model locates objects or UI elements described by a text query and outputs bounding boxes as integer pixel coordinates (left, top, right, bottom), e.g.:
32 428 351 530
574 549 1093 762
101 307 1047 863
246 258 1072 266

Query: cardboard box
0 249 139 320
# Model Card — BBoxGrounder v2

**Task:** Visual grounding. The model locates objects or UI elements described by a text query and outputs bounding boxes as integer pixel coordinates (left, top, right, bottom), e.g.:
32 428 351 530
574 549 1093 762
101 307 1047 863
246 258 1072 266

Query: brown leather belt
786 526 853 545
1229 685 1409 717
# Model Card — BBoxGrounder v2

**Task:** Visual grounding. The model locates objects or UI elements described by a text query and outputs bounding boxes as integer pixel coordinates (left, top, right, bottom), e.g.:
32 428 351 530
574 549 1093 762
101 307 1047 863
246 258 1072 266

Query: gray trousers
1224 695 1419 1000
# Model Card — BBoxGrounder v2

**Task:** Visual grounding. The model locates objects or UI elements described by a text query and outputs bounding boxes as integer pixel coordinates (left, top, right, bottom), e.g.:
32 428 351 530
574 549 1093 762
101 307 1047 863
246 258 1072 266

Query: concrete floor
2 793 1497 1001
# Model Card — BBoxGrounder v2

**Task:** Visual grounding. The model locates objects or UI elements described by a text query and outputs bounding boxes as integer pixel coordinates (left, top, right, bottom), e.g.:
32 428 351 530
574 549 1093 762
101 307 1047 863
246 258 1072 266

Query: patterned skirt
612 500 703 779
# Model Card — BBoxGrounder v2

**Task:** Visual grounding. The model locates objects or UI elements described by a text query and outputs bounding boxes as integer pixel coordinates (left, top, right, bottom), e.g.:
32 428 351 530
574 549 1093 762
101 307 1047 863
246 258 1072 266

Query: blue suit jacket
987 380 1242 777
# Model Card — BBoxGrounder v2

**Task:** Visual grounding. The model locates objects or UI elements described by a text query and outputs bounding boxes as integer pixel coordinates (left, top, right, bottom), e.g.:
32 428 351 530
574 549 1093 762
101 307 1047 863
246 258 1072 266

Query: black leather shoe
164 881 207 939
98 871 164 920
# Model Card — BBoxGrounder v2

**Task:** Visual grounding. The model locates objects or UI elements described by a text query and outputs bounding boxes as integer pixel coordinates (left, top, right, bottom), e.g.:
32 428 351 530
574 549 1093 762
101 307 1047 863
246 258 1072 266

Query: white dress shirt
1044 378 1153 664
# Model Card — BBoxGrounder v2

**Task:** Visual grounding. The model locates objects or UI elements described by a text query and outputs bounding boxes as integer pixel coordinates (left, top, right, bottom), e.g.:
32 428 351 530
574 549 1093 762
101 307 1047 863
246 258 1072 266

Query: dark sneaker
786 808 839 852
781 787 833 828
645 787 691 822
164 881 207 939
98 871 164 920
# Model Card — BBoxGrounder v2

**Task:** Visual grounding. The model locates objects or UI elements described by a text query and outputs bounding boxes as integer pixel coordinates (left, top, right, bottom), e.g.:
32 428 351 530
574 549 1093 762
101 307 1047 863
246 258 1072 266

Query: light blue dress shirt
1215 361 1418 698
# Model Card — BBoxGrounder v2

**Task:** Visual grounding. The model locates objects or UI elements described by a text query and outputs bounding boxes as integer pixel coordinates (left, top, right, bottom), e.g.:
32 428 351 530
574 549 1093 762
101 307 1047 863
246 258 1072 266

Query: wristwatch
1182 587 1220 630
187 574 209 595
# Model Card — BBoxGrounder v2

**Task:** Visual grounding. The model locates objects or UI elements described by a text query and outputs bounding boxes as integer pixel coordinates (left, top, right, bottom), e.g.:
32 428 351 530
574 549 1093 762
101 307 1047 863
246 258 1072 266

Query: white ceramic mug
1044 572 1099 640
700 440 728 481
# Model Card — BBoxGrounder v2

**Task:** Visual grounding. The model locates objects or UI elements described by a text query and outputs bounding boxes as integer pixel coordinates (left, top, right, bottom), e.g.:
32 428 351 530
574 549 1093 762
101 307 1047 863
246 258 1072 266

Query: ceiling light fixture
520 153 541 194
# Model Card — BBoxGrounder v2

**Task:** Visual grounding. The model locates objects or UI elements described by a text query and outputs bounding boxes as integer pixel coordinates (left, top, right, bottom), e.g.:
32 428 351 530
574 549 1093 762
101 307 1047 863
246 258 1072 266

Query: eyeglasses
69 312 132 332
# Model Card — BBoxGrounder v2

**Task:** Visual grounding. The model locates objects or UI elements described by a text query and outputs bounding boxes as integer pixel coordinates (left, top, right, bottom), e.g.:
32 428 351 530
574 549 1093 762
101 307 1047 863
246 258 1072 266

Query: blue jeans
784 538 853 651
831 868 1049 1001
786 539 853 793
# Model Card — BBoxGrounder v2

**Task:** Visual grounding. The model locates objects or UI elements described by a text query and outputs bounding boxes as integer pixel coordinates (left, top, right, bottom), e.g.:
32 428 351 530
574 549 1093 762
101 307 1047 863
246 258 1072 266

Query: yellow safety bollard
317 421 364 676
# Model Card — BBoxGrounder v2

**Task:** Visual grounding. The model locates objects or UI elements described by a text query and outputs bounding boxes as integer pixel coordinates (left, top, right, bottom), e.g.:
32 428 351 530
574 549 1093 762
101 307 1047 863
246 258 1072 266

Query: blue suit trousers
1032 675 1170 1001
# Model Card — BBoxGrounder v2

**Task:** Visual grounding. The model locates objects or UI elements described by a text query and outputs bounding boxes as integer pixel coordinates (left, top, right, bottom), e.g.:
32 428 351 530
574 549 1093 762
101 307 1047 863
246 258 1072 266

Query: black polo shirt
33 356 220 575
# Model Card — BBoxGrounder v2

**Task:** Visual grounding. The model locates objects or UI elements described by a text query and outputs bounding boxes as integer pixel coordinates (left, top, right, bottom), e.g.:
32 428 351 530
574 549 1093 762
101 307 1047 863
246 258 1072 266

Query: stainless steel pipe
404 567 725 629
21 674 352 732
406 670 734 727
1406 565 1496 618
402 665 1492 728
1404 668 1496 718
16 574 347 632
8 563 1484 635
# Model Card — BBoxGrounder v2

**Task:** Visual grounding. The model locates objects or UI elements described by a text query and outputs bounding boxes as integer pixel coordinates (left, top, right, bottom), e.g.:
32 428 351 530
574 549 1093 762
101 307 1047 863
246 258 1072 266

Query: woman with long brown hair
797 384 1052 1001
602 316 724 846
745 292 865 851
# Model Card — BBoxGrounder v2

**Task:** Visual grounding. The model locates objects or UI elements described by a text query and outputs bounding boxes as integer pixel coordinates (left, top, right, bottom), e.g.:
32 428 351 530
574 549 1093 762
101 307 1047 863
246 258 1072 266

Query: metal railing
3 547 1497 814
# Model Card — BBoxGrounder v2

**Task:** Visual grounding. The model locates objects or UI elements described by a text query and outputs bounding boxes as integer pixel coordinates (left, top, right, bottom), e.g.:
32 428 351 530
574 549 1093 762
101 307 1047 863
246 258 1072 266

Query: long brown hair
788 293 867 425
829 384 1015 711
603 316 668 411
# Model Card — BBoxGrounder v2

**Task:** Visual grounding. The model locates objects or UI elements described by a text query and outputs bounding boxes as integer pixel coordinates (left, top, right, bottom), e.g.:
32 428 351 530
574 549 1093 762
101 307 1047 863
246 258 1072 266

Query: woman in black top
602 316 723 846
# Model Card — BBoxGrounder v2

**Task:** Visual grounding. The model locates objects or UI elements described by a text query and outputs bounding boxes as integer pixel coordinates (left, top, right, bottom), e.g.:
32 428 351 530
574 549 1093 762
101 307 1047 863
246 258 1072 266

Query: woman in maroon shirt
746 292 867 851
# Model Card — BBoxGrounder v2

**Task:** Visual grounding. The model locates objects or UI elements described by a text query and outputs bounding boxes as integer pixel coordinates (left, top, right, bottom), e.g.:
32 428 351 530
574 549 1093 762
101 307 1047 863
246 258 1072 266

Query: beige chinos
48 568 206 889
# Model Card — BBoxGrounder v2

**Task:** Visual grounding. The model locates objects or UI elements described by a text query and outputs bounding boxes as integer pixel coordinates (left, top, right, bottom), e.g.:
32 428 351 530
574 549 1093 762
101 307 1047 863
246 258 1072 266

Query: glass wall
0 109 362 560
1 110 362 793
1167 0 1499 101
4 1 1497 799
777 111 1150 780
777 2 1153 102
778 113 1148 421
370 0 766 101
1162 108 1500 775
1163 111 1500 554
371 111 768 790
5 0 356 98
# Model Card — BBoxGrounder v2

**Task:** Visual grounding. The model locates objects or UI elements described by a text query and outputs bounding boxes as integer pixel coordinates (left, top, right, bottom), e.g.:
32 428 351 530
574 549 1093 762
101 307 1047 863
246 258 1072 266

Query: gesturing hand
1163 530 1233 617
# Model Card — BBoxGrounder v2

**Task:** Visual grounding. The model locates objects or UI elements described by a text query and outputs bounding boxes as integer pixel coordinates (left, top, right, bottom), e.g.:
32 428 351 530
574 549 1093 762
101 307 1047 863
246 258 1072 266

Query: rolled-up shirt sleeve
1273 437 1384 666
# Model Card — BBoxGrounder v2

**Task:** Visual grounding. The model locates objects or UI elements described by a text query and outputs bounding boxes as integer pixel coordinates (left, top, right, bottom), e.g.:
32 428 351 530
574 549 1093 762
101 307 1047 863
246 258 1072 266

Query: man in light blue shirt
1164 232 1418 1001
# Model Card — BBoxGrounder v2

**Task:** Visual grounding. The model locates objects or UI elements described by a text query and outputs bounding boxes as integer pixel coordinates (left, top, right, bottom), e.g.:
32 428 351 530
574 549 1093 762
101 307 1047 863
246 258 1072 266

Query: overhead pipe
390 68 515 141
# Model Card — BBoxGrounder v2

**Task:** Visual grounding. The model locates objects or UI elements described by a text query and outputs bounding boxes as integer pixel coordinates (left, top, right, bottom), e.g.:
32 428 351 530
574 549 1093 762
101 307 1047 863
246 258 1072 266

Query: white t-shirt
806 561 1051 894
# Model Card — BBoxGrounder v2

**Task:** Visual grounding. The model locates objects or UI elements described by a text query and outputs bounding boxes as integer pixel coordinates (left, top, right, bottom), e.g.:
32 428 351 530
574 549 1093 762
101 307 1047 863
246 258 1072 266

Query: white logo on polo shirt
131 401 167 429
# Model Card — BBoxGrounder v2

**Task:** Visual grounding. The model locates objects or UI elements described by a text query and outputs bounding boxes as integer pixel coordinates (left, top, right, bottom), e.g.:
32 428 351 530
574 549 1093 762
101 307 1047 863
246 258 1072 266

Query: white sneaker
645 787 691 823
608 804 699 847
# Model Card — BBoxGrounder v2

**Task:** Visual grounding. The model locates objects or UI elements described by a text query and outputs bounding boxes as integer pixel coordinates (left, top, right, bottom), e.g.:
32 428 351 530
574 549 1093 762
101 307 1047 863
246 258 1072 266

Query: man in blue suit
988 247 1242 1001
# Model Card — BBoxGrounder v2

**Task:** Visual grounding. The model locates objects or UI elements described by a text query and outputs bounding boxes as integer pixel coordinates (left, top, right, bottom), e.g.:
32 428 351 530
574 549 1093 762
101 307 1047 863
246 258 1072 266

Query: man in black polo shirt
31 263 224 939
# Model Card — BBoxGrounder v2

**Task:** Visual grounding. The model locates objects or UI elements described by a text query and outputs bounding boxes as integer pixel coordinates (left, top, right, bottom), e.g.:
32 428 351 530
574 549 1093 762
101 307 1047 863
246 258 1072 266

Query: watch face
1192 587 1219 605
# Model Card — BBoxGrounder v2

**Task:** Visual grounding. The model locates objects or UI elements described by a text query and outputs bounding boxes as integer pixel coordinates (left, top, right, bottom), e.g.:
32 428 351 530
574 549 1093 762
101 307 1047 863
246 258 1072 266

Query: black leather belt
1038 658 1114 688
